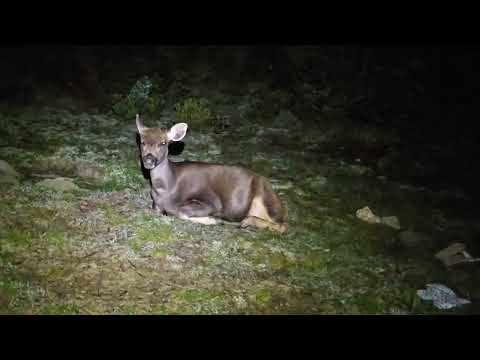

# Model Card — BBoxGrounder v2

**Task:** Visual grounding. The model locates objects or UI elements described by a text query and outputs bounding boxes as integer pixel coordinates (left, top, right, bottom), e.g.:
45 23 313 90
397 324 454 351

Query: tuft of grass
128 224 175 253
174 97 214 130
96 202 129 226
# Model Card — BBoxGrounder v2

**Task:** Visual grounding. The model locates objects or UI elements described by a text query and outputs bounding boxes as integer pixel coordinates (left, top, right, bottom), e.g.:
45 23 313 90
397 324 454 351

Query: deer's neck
150 159 175 191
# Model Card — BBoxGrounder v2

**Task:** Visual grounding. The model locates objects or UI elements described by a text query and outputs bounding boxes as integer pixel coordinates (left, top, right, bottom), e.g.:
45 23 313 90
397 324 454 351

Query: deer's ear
167 123 188 142
136 114 146 134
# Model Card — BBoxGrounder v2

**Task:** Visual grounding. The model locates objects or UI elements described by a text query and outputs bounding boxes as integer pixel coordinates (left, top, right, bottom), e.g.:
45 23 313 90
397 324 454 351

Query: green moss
167 289 227 314
45 230 67 247
138 225 173 243
97 202 129 226
301 251 328 269
40 303 81 315
181 289 212 303
353 294 386 314
255 288 272 305
0 280 19 302
141 212 157 222
129 225 174 252
4 230 34 247
147 248 170 259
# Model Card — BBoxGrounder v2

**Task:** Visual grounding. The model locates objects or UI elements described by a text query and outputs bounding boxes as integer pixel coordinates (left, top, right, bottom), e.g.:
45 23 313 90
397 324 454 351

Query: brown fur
136 116 287 233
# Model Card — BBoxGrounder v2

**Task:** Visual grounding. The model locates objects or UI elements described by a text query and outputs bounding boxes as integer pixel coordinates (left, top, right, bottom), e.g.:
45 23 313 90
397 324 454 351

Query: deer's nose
145 154 155 161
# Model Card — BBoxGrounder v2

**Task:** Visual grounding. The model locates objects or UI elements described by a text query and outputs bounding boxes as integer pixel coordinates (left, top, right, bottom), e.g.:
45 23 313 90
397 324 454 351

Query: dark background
0 45 477 142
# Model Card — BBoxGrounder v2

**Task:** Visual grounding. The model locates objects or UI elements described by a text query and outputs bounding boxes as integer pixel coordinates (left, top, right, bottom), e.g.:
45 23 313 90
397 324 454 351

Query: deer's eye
160 141 167 146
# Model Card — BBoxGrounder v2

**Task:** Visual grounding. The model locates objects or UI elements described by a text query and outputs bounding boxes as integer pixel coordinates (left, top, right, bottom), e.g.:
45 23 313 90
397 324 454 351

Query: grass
0 92 477 314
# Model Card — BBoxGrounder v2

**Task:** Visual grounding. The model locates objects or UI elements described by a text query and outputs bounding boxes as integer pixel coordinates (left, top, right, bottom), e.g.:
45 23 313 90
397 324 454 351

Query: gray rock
417 283 470 310
36 177 79 192
398 230 432 248
0 159 19 178
356 206 381 224
434 243 480 267
381 216 401 230
0 160 20 186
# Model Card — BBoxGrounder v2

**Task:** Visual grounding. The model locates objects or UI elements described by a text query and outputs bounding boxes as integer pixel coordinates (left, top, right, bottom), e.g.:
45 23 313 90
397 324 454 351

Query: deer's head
136 114 188 170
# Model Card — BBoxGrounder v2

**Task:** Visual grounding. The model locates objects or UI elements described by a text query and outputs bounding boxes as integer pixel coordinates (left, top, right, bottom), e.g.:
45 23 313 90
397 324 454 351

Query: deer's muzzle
143 154 158 169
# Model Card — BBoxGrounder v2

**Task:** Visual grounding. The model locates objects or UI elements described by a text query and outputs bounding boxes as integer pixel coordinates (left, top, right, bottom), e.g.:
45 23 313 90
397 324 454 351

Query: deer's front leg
177 201 218 225
151 190 173 216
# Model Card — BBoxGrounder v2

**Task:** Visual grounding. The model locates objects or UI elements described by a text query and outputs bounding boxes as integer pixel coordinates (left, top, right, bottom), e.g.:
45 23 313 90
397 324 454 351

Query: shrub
174 97 214 129
112 76 165 118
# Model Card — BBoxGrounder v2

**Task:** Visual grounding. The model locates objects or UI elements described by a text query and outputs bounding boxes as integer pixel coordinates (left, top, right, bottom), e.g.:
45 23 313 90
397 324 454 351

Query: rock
398 230 432 248
417 283 471 310
381 216 401 230
435 243 478 267
0 160 20 186
356 206 381 224
0 159 19 178
36 177 79 192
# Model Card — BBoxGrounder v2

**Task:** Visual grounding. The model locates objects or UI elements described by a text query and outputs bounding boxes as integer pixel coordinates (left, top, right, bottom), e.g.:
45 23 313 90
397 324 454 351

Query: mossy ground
0 88 479 315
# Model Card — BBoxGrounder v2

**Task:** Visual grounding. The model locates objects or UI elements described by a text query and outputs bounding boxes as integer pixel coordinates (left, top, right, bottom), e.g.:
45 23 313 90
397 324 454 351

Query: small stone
356 206 381 224
381 216 401 230
36 177 80 192
435 243 468 267
0 159 19 178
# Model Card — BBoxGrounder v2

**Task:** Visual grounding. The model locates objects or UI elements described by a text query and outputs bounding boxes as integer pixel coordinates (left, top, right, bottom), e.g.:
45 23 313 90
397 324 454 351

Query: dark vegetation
0 45 479 314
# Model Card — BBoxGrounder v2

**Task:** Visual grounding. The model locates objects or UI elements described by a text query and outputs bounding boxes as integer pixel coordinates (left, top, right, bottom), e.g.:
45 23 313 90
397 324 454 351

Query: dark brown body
158 161 286 223
137 116 287 232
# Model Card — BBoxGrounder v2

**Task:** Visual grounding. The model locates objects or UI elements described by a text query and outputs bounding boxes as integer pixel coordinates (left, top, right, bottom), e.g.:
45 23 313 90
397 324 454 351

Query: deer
135 114 287 233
